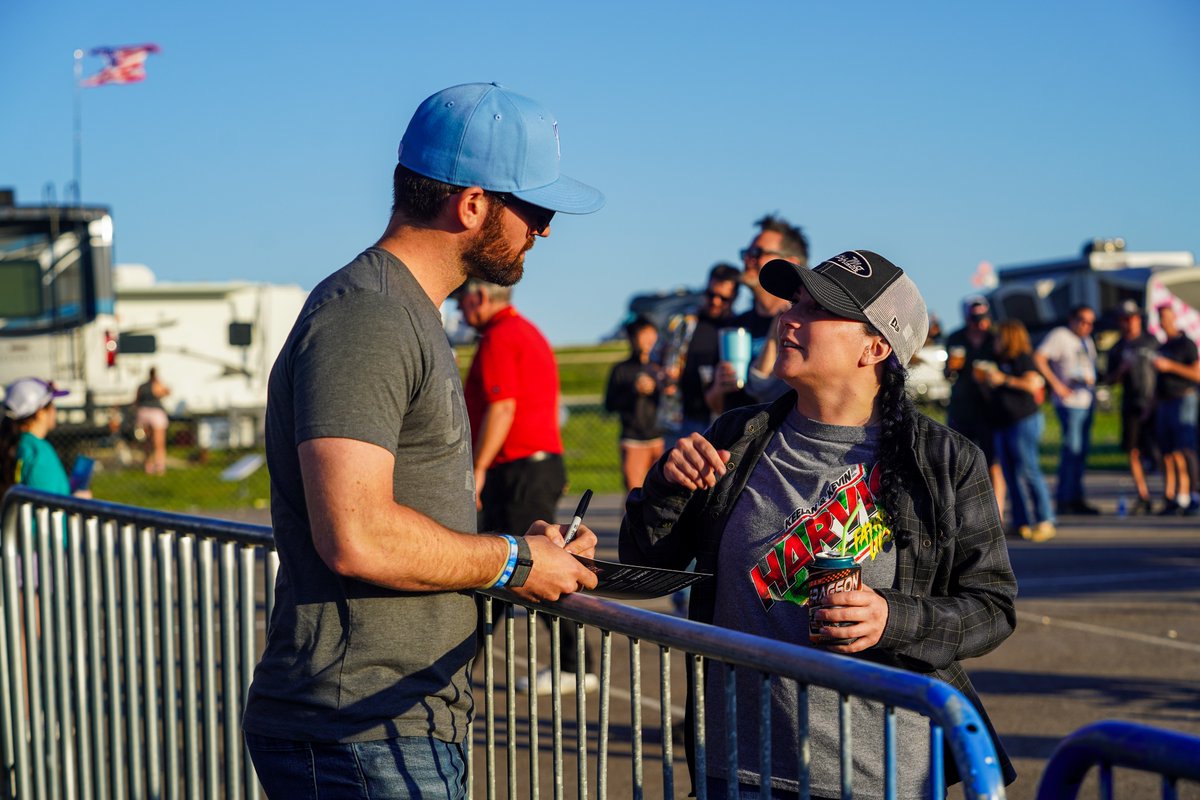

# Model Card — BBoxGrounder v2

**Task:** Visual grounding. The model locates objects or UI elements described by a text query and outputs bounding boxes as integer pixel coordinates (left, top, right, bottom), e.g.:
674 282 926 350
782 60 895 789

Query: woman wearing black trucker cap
620 251 1017 798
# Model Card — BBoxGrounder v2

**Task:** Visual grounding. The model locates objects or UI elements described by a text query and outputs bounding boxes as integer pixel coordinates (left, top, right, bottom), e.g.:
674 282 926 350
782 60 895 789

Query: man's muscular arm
299 437 596 601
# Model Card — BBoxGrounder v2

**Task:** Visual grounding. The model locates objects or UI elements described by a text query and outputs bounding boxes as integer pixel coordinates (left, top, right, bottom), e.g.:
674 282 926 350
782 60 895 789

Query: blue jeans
1054 404 1094 505
245 732 466 799
996 413 1055 529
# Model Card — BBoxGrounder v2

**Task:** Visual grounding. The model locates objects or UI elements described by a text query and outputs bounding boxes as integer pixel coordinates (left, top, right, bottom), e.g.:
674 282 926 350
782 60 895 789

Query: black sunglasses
740 245 790 262
491 192 555 233
705 289 736 303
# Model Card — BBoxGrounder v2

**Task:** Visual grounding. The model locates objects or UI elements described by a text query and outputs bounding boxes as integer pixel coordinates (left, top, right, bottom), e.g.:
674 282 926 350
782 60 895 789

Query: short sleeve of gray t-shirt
245 248 478 744
707 409 931 800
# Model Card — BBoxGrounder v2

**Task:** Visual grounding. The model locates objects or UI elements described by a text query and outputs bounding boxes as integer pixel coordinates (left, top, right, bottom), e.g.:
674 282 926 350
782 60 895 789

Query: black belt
492 450 557 469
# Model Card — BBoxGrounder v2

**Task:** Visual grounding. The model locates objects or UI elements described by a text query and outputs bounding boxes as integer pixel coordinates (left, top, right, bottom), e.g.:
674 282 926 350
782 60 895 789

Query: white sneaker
515 668 599 695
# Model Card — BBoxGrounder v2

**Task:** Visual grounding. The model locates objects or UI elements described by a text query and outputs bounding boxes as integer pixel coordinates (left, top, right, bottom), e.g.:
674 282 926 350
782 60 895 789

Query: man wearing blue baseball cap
243 83 603 797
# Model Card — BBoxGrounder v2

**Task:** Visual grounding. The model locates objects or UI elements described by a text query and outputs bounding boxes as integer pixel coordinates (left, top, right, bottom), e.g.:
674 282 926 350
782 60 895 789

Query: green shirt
16 432 71 495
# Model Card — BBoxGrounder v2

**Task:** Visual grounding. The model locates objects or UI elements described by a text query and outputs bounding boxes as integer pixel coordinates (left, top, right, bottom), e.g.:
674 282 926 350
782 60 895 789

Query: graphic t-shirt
708 410 929 800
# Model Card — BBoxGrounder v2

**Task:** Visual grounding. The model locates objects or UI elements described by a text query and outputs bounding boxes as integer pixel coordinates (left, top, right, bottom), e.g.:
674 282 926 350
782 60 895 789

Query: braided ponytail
875 354 916 548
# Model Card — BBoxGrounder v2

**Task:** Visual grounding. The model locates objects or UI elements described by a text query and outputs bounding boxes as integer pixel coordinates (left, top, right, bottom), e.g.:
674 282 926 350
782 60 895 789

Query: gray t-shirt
708 409 930 799
244 247 477 744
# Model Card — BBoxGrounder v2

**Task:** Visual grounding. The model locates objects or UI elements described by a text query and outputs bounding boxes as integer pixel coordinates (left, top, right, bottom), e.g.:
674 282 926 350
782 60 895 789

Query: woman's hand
811 584 889 654
662 433 730 491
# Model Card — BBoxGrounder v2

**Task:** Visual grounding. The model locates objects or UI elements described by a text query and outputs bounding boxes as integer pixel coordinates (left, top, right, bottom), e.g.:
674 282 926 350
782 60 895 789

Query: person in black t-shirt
1151 305 1200 516
605 316 665 492
708 214 809 414
945 297 1005 516
1104 301 1160 513
985 320 1055 542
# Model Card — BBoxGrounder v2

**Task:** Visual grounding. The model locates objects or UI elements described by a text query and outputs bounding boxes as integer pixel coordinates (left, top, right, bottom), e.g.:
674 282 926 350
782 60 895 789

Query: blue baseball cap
397 83 604 215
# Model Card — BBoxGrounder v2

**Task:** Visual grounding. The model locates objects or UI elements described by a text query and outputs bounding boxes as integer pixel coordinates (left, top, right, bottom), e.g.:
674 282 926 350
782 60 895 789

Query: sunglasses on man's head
491 192 555 233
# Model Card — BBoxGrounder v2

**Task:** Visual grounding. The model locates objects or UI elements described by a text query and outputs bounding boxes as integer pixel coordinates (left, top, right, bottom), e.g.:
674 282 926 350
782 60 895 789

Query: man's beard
463 204 532 287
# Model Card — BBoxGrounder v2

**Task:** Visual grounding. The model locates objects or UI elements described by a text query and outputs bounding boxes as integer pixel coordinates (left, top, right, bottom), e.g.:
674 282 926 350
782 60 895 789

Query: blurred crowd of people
607 254 1200 537
943 296 1200 541
605 214 810 491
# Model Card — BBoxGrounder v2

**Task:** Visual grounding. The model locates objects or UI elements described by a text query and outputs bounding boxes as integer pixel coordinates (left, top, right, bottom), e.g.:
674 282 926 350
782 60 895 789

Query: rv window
0 227 88 333
229 322 253 347
999 293 1041 327
119 334 157 354
0 261 44 318
1046 283 1072 321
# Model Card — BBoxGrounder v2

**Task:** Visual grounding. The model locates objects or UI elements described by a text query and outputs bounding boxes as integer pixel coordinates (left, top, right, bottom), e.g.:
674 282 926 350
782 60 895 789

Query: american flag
81 44 161 87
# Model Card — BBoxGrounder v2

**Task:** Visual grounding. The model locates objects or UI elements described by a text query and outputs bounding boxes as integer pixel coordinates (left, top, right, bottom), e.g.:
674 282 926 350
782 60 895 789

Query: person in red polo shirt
458 278 597 693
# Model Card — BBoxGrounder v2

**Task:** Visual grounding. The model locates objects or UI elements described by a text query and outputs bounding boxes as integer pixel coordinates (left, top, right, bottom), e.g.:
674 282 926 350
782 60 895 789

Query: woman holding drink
620 251 1017 799
986 320 1056 542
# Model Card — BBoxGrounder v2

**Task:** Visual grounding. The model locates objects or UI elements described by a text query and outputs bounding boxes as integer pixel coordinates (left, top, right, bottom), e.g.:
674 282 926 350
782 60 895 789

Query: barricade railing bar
1035 720 1200 800
2 487 1008 800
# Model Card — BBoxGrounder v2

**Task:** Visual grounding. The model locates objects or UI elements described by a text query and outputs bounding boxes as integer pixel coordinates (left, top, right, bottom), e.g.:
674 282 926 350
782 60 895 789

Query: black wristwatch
508 536 534 588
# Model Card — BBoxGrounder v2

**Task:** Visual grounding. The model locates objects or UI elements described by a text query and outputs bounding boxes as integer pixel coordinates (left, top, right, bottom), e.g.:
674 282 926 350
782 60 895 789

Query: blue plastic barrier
1037 720 1200 800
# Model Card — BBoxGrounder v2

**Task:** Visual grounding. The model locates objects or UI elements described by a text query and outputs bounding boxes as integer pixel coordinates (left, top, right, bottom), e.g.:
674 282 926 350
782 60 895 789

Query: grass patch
91 448 271 512
562 404 624 494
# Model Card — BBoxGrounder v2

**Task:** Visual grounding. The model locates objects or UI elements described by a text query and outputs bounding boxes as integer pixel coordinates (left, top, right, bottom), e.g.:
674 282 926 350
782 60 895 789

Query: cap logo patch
890 317 901 333
829 251 872 278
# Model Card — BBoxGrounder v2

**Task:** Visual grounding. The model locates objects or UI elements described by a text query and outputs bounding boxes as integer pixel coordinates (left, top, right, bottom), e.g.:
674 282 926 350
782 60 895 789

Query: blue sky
3 0 1198 344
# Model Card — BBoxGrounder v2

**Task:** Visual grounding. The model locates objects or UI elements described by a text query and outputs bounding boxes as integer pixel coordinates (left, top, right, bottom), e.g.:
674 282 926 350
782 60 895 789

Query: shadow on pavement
1007 542 1200 599
971 669 1200 721
996 733 1066 759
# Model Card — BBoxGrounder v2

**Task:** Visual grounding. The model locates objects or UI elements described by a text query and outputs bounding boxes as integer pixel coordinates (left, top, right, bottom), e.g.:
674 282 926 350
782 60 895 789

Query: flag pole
72 48 83 204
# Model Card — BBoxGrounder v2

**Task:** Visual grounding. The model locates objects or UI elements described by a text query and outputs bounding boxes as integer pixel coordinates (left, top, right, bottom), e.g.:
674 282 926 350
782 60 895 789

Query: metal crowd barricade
2 487 1008 799
474 592 1007 800
0 487 275 800
1036 721 1200 800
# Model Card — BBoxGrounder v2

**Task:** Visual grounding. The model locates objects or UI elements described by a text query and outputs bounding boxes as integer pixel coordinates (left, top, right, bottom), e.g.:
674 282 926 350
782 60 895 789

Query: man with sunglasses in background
658 262 743 448
1035 304 1100 515
243 83 603 799
707 214 809 414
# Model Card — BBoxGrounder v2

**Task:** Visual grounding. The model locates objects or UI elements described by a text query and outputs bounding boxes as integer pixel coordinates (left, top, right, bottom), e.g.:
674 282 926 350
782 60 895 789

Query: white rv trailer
986 238 1198 342
0 190 306 445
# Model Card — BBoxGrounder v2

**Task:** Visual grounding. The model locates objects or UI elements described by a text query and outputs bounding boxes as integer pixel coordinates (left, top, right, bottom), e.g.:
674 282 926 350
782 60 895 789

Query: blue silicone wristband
494 535 519 588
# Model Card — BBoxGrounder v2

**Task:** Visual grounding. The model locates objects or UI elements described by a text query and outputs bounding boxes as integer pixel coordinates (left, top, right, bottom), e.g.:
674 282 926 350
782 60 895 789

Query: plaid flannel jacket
619 390 1018 785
